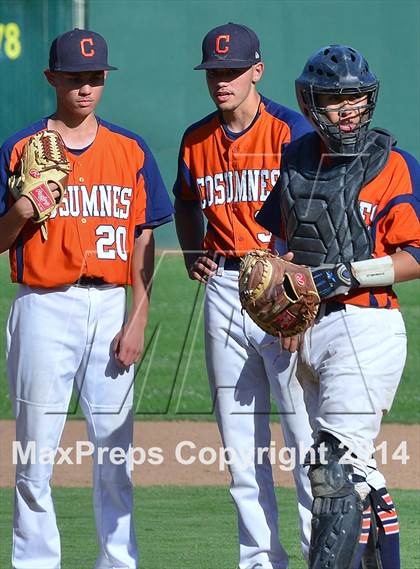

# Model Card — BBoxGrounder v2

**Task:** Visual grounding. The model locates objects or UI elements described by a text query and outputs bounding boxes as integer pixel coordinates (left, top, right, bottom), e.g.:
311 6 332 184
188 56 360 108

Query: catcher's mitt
238 250 320 337
9 130 70 240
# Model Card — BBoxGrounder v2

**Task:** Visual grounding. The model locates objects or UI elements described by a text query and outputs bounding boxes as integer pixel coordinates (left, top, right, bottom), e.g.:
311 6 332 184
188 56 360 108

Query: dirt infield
0 420 418 489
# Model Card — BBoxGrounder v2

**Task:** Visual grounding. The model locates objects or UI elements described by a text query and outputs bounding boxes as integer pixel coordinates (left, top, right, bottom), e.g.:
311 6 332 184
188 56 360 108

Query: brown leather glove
9 130 70 239
239 250 321 337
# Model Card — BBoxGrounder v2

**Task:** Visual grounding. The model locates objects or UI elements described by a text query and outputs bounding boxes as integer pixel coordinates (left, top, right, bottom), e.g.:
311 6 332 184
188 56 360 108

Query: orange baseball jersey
173 95 312 255
0 118 173 287
258 143 420 308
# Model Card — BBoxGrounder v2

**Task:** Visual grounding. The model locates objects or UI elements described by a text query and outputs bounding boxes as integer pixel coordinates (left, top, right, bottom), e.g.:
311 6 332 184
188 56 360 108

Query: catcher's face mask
295 44 379 155
310 89 377 155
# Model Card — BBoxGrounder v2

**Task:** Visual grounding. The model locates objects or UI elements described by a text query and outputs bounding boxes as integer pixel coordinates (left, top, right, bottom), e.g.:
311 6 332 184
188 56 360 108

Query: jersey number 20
96 225 128 261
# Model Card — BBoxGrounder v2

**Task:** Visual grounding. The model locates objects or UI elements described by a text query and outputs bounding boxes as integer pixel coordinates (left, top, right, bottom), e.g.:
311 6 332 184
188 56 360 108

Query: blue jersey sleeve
0 142 12 216
262 96 313 143
394 148 420 203
172 137 191 199
137 140 174 228
290 114 313 142
394 149 420 262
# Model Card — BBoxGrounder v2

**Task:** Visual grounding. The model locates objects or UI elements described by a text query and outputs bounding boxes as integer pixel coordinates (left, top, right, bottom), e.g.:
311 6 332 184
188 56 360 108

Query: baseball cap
194 22 262 70
49 28 117 72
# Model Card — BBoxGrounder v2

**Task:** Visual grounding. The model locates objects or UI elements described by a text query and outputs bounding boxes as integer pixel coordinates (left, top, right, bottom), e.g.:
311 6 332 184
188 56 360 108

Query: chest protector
280 129 394 266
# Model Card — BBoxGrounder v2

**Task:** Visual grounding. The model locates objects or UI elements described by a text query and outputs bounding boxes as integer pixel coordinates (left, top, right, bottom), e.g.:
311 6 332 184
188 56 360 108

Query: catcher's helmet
296 45 379 154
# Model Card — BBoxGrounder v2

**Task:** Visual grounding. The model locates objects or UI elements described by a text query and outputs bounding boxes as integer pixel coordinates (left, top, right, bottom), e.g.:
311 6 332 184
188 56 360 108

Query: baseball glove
238 250 321 337
9 130 70 240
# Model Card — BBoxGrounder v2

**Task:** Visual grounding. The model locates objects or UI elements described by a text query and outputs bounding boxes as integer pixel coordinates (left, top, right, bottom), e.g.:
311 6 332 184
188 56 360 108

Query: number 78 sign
0 22 22 60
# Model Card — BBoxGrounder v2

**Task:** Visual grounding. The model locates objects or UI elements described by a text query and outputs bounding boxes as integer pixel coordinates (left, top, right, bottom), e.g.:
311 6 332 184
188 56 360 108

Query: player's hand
18 182 61 219
113 322 145 367
188 253 218 284
48 182 61 200
279 251 294 262
15 195 39 220
280 333 302 353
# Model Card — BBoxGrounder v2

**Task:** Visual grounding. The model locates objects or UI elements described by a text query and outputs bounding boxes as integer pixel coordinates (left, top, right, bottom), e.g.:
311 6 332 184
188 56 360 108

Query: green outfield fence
1 0 419 248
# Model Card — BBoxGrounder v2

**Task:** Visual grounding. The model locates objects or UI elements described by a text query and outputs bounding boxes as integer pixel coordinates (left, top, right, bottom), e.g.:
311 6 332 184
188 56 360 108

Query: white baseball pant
205 269 313 569
297 304 407 481
6 284 138 569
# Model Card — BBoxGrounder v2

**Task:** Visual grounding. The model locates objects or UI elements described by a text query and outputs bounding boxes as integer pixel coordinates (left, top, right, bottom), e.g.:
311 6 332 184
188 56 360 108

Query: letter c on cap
80 38 95 58
215 35 230 54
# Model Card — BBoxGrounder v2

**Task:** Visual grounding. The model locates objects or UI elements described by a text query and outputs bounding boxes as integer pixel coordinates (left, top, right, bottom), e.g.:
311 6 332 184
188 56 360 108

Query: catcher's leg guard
306 432 365 569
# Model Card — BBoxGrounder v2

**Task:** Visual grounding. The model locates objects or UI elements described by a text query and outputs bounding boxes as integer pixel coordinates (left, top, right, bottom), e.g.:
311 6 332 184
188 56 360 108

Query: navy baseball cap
195 23 261 70
49 28 117 72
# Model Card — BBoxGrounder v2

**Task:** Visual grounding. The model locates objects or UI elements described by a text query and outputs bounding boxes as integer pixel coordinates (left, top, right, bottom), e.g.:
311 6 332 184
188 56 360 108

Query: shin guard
306 433 365 569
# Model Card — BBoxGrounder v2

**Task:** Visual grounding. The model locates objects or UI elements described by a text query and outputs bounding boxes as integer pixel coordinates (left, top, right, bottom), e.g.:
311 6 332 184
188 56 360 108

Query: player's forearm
391 250 420 282
174 198 205 269
0 199 33 254
128 229 155 327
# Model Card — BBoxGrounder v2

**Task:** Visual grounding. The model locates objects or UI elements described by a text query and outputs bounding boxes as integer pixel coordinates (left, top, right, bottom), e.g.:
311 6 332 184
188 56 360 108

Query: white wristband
350 256 395 287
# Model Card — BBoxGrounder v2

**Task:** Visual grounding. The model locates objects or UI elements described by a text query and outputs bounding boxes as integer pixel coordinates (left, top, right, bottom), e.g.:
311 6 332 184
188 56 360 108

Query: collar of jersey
219 97 263 141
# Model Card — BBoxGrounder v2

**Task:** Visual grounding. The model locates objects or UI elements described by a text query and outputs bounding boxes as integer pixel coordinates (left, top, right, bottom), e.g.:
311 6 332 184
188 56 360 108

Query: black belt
323 300 346 317
215 255 242 271
74 276 107 287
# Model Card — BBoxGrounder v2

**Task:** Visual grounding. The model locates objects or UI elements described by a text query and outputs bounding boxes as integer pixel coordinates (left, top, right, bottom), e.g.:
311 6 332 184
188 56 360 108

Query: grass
0 253 418 422
0 486 419 568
